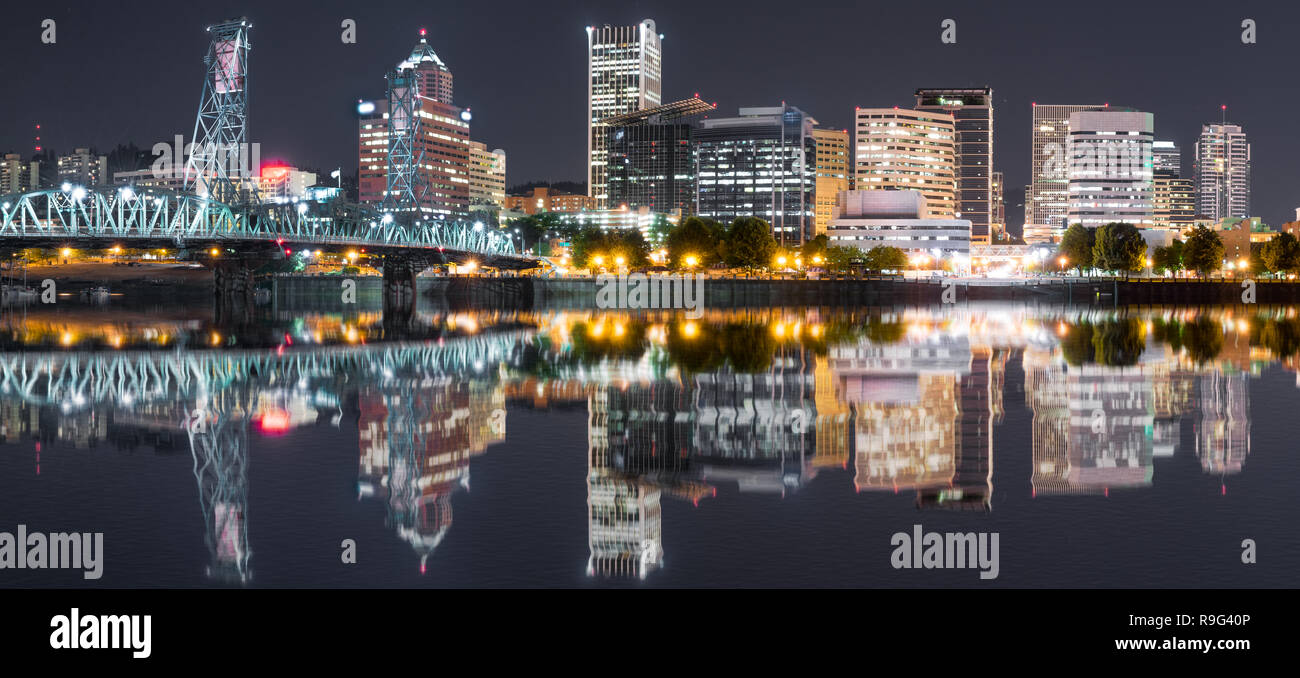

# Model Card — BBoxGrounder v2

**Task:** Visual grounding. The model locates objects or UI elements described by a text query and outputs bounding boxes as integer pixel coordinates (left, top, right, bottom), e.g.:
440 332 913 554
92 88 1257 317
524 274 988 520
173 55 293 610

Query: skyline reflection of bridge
0 305 1280 582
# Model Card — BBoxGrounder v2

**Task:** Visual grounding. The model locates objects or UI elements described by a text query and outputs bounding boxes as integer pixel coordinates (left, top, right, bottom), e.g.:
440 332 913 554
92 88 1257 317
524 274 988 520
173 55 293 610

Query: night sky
2 0 1296 228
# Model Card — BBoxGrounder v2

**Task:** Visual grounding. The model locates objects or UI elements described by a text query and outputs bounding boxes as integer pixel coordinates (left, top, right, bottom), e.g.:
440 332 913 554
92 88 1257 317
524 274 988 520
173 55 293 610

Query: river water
1 288 1296 587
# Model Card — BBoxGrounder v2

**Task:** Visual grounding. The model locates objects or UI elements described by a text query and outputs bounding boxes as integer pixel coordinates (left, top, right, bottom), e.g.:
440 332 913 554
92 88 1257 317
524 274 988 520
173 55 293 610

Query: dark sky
2 0 1296 227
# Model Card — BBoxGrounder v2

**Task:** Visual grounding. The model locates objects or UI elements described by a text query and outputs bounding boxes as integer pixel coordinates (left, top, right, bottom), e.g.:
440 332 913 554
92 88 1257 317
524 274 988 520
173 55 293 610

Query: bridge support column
212 259 257 311
382 256 420 322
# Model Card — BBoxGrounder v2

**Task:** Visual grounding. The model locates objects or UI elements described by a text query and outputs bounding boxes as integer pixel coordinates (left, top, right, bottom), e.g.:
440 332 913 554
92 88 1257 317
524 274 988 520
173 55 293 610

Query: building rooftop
400 37 449 72
599 97 715 126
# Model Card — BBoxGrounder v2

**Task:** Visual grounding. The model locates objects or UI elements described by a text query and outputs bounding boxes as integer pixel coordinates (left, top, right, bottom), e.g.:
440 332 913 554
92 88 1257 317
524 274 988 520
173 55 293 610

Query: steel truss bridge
0 186 528 266
0 15 537 270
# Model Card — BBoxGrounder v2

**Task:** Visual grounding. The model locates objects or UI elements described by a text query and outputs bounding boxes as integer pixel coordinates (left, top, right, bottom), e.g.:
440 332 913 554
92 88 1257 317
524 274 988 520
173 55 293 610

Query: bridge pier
382 256 421 322
212 259 257 311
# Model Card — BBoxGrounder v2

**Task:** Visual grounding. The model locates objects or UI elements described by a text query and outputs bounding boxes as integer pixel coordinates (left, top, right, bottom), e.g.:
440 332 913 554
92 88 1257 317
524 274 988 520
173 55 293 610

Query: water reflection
1 304 1290 584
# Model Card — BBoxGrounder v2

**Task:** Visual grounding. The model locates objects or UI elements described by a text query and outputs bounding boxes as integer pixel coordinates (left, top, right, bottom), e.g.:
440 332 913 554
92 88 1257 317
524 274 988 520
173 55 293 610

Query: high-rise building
587 20 663 209
812 128 851 236
1028 103 1104 237
603 96 712 216
1065 108 1154 228
357 35 472 216
57 148 108 186
1153 177 1195 232
0 153 40 193
915 88 994 242
853 107 956 219
1195 123 1250 221
694 105 818 247
991 170 1006 240
402 31 454 104
1152 140 1181 178
467 142 507 213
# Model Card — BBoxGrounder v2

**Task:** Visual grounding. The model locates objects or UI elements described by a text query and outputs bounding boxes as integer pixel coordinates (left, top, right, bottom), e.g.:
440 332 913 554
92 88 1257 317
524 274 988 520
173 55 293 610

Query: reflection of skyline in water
0 304 1290 583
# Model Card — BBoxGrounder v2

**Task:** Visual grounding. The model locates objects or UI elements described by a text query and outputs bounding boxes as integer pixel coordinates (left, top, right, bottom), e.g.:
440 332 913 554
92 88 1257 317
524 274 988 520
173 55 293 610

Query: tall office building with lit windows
1026 103 1103 240
1065 108 1154 228
1195 123 1251 221
1152 141 1193 232
812 128 851 236
694 105 818 247
914 88 994 242
587 20 663 209
357 33 472 216
853 108 956 219
403 32 454 104
1152 140 1181 178
603 96 713 215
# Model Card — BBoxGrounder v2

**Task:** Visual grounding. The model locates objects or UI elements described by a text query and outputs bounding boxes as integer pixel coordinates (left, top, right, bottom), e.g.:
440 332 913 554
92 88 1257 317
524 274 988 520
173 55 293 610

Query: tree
1091 222 1146 274
665 216 723 269
1057 223 1095 272
1152 240 1184 274
799 234 829 261
722 217 778 270
863 246 908 272
823 246 862 272
1261 232 1300 275
570 227 650 270
505 215 546 253
1183 226 1225 277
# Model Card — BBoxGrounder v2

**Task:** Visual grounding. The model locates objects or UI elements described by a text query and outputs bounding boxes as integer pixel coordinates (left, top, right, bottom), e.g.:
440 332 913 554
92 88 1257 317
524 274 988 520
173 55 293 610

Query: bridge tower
385 64 429 212
188 389 253 583
184 18 259 205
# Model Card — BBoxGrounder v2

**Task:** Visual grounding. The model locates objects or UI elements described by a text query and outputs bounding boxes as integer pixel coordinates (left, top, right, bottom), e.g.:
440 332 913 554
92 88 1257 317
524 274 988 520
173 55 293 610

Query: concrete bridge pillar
212 259 257 310
382 256 421 323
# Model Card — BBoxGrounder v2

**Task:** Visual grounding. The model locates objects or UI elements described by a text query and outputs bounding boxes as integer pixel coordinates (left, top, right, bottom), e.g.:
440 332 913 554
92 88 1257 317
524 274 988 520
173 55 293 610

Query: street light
684 254 699 269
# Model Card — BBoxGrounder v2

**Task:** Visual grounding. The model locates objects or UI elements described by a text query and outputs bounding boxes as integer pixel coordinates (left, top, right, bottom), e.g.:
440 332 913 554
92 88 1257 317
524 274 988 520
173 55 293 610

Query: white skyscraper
1066 108 1154 228
1027 103 1104 240
1195 123 1250 221
587 20 662 210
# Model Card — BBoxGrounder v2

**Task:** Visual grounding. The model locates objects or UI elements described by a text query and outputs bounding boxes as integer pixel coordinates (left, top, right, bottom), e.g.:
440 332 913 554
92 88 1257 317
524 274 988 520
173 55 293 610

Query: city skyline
1 1 1297 230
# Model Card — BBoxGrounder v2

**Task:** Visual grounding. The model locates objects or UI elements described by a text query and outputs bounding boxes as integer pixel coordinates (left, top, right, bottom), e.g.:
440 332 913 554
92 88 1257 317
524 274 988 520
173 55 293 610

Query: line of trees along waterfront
1055 222 1300 279
509 212 909 273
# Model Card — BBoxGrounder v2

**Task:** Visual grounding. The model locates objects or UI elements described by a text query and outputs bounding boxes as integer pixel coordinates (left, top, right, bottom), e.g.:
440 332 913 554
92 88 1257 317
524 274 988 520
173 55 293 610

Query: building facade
991 170 1006 240
403 32 454 104
57 148 108 186
357 37 472 216
914 88 994 242
1065 108 1154 228
1153 140 1181 178
1 154 40 193
853 108 956 220
504 186 596 214
1195 123 1251 221
467 142 507 213
694 105 818 247
812 128 851 236
1027 103 1104 237
1153 177 1195 232
826 189 972 258
587 20 663 209
603 97 712 216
